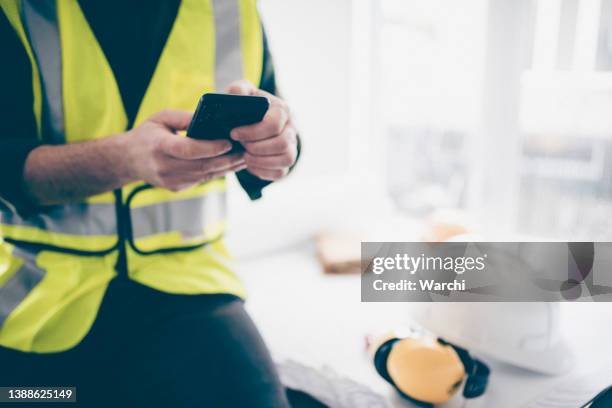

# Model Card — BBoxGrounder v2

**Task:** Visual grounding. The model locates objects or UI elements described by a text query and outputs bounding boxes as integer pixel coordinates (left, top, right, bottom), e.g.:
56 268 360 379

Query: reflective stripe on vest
1 192 225 240
1 202 116 236
0 248 45 328
213 0 243 92
130 193 225 240
0 0 263 254
21 0 64 143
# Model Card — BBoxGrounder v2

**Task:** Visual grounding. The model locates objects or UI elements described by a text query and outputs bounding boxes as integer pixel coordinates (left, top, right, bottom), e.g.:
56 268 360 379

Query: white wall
258 0 353 177
226 0 360 257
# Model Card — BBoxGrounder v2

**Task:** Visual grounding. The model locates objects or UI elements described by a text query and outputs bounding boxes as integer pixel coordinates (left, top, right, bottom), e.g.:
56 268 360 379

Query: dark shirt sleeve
0 12 41 215
236 26 301 200
259 28 278 96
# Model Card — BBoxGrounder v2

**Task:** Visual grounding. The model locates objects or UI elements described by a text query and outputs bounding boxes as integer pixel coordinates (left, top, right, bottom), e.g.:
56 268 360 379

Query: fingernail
230 130 240 140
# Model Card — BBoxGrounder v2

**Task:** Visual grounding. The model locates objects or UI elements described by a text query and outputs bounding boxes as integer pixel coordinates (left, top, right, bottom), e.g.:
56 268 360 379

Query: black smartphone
187 93 270 153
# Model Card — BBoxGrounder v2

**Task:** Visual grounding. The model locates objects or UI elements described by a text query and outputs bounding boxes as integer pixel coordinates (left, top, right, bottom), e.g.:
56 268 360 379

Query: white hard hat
409 303 574 375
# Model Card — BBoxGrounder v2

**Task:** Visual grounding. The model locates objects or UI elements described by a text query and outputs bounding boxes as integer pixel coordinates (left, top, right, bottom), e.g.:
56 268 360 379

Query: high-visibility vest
0 0 263 353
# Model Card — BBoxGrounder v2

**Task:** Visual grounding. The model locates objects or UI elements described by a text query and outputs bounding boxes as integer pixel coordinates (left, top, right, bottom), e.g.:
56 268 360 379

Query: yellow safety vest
0 0 263 352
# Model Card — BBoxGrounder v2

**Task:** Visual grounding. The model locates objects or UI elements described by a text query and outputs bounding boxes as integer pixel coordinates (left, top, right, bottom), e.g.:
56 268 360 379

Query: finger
244 152 296 170
250 87 275 99
199 153 245 175
227 84 277 104
162 137 232 160
204 161 248 181
160 152 243 175
228 162 248 173
230 103 289 142
161 180 199 193
188 160 247 183
246 165 289 181
151 109 194 131
226 80 257 96
242 126 297 156
161 153 244 186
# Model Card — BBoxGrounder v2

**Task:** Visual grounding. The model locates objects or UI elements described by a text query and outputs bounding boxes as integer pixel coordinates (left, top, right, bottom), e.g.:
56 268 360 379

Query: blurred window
377 0 486 214
375 0 612 239
520 0 612 239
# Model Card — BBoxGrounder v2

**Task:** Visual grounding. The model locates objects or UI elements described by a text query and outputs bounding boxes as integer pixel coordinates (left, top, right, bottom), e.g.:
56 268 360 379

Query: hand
226 81 298 181
124 109 246 191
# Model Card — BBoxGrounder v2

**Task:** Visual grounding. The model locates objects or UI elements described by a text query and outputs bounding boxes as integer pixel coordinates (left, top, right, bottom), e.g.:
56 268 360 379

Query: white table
237 242 612 407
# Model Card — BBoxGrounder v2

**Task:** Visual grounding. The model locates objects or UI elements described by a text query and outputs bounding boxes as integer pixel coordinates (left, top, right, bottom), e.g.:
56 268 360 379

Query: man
0 0 298 406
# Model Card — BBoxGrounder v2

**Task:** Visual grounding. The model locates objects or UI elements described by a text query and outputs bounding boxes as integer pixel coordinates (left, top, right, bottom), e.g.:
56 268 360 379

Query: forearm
21 110 240 207
23 133 137 206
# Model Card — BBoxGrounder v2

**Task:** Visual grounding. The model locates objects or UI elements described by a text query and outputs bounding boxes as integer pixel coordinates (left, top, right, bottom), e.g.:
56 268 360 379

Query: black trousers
0 277 291 408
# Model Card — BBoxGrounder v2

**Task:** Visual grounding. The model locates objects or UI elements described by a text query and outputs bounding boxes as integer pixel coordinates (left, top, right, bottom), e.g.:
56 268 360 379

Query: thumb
150 109 193 131
226 80 257 96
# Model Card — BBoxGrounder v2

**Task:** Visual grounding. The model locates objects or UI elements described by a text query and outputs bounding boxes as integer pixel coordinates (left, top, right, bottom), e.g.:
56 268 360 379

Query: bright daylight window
375 0 612 240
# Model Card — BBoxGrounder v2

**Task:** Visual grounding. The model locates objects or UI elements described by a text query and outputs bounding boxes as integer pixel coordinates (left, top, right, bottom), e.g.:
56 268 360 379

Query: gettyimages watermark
361 242 612 302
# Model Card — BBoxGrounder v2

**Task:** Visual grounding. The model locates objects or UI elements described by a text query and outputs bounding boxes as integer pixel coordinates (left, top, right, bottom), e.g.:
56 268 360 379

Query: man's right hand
124 109 245 192
23 109 244 206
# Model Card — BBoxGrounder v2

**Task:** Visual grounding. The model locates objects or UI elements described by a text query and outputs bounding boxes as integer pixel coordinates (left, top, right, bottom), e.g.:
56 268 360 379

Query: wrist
112 131 141 185
22 145 53 207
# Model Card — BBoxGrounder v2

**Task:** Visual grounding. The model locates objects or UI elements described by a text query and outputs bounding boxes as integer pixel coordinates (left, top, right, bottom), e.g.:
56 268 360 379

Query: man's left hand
227 80 298 181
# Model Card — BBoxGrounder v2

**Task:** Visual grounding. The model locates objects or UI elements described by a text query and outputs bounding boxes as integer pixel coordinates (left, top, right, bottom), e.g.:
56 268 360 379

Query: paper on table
523 365 612 408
